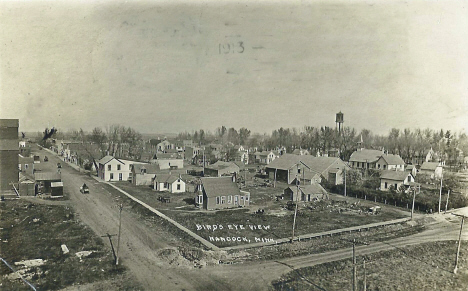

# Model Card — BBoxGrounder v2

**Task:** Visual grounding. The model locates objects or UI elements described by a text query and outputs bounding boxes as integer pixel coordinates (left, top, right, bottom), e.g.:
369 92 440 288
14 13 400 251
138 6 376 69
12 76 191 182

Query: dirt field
0 199 140 291
112 181 409 248
271 241 468 291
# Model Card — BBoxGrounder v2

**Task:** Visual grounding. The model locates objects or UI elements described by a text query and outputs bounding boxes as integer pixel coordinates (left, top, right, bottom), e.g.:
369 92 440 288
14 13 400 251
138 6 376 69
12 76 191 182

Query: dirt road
35 149 228 291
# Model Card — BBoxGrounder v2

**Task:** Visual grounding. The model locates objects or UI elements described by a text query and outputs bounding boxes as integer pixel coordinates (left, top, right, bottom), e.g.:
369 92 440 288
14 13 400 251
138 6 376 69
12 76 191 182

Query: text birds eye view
1 1 468 290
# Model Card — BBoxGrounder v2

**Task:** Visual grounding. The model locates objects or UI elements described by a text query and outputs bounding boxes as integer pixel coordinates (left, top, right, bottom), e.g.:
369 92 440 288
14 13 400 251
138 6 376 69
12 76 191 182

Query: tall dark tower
335 111 344 133
0 119 19 194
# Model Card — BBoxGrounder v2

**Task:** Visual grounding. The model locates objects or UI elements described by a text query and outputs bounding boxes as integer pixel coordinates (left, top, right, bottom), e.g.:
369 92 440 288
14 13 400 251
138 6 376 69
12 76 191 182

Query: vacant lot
0 199 140 291
112 182 408 248
271 241 468 291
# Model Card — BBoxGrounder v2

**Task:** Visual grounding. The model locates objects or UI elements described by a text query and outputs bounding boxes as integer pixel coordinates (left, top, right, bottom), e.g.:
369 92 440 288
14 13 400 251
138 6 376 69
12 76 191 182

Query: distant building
153 174 186 193
204 161 242 177
34 172 62 196
98 156 147 182
380 170 415 191
348 149 384 169
375 154 405 171
283 183 328 202
265 154 348 185
255 151 278 165
131 164 160 186
195 176 250 210
419 162 443 179
152 153 184 170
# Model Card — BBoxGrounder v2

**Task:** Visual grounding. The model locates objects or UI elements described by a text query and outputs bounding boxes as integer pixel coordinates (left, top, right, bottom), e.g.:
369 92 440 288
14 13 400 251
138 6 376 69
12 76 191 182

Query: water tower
335 111 344 133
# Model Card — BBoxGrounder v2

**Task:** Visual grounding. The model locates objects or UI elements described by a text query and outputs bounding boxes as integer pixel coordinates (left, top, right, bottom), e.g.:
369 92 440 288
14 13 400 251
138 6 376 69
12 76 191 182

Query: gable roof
98 155 124 165
132 164 160 174
380 170 411 181
154 174 184 184
420 162 441 171
349 149 384 163
200 177 240 198
34 172 61 181
378 154 405 165
266 154 347 175
205 161 240 171
287 183 327 196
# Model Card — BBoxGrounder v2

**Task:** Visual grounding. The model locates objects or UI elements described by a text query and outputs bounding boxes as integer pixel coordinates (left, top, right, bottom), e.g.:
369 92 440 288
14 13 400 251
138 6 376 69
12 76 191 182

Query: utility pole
411 187 416 220
363 259 367 291
453 213 466 274
445 189 451 214
353 239 357 291
438 175 443 213
344 166 347 197
116 203 123 265
291 175 300 243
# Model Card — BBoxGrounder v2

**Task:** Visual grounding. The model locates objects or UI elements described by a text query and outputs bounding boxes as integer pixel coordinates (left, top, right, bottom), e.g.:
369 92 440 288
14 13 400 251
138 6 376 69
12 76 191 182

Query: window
245 195 249 201
395 184 398 189
221 196 226 204
177 184 181 190
216 197 220 204
108 165 111 171
227 196 232 204
234 195 239 204
197 195 203 204
384 182 387 189
383 165 387 170
110 173 114 180
378 164 381 169
25 164 28 169
297 168 301 174
117 165 121 171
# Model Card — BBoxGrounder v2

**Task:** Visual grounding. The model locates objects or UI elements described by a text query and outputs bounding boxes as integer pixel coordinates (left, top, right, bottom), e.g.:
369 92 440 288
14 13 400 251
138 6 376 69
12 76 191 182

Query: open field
271 240 468 291
0 199 140 291
112 182 409 248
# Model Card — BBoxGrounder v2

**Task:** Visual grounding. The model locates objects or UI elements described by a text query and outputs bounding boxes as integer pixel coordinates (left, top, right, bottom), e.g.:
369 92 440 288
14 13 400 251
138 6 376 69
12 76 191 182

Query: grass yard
271 241 468 291
0 199 140 291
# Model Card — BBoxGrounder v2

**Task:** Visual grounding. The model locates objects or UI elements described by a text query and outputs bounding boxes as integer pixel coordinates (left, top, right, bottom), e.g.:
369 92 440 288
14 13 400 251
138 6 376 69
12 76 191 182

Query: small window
297 168 301 174
383 165 387 170
25 164 29 169
110 173 114 180
177 184 181 190
117 165 121 171
384 182 388 189
395 184 398 189
216 197 220 204
245 195 249 201
227 196 232 204
221 196 226 204
108 165 111 171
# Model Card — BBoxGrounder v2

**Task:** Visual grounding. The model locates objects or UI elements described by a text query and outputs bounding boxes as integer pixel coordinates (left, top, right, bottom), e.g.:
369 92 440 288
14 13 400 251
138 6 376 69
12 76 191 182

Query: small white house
255 151 278 165
419 162 443 179
153 174 186 193
380 170 415 191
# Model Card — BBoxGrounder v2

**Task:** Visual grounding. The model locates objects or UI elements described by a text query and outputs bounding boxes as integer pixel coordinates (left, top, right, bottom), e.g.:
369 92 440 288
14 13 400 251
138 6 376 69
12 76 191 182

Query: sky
0 0 467 136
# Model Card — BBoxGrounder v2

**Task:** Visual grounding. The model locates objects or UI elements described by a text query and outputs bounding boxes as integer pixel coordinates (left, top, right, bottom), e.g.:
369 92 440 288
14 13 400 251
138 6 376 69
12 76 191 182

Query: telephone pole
116 203 123 265
452 213 466 274
445 190 451 214
438 175 443 213
411 187 416 220
353 239 357 291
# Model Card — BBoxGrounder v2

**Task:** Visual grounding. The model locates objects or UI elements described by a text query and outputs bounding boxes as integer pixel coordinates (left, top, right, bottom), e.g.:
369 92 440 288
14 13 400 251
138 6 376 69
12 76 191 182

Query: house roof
19 156 34 164
266 154 347 175
98 155 124 165
200 177 240 198
156 153 181 159
380 170 411 181
205 161 240 171
154 174 184 184
378 154 404 165
349 149 384 163
34 172 61 181
286 183 327 195
132 164 160 174
420 162 441 171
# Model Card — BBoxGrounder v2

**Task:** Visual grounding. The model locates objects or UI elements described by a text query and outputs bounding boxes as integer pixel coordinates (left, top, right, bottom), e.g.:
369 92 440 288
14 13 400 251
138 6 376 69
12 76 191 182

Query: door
119 173 123 181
